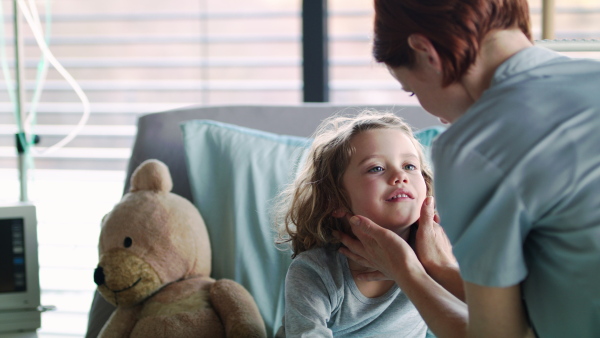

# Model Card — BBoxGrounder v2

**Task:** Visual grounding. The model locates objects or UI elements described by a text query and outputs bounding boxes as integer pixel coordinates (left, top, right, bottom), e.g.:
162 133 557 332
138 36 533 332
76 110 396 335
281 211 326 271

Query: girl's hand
336 215 426 285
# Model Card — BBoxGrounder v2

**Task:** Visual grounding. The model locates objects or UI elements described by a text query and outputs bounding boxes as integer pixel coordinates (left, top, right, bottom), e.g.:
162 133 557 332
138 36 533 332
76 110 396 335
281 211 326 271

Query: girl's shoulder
294 246 341 267
290 247 346 283
287 247 346 303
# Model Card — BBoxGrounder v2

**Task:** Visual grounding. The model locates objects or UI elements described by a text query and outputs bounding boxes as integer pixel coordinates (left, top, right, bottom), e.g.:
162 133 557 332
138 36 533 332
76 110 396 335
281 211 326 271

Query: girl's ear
332 208 347 218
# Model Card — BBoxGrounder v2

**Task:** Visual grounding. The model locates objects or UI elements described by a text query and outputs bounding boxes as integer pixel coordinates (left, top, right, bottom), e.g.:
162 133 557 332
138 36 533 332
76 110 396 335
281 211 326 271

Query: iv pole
9 0 90 203
12 0 29 202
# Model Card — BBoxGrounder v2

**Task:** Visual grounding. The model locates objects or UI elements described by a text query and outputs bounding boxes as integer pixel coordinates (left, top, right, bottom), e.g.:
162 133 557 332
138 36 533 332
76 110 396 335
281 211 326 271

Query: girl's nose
390 169 408 185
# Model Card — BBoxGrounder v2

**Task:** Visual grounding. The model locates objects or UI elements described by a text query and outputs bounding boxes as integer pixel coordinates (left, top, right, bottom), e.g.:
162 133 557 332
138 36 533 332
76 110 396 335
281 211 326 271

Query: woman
337 0 600 337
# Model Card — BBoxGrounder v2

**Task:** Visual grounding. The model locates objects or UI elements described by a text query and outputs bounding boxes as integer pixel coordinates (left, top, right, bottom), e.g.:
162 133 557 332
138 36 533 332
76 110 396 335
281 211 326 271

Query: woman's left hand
336 214 426 285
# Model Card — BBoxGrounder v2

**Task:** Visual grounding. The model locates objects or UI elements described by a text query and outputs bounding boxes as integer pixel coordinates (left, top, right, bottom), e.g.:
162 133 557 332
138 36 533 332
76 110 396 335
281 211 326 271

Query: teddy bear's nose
94 266 105 286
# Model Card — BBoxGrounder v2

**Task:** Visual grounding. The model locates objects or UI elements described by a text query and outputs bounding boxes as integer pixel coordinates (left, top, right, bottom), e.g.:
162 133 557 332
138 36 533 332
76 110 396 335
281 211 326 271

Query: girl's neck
346 221 412 241
347 258 396 298
393 224 412 241
345 224 413 298
343 221 412 297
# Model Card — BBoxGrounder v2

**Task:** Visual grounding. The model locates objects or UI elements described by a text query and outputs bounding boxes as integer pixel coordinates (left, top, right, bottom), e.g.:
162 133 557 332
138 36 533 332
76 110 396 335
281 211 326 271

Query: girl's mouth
386 193 411 201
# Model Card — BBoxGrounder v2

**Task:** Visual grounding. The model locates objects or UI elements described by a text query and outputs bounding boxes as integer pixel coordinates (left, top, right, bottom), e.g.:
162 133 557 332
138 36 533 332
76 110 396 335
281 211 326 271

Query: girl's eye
368 166 384 173
404 164 417 171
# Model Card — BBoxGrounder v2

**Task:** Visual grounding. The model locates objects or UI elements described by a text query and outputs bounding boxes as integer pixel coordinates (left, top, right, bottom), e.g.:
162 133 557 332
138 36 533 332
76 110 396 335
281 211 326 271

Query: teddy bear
93 159 267 337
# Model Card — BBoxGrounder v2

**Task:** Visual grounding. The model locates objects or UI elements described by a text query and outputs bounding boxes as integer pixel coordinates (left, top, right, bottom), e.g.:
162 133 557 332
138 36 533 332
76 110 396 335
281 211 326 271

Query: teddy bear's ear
129 159 173 193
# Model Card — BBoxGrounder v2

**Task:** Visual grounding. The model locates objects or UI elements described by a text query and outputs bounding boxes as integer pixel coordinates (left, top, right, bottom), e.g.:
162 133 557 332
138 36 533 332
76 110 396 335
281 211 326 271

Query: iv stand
12 0 28 202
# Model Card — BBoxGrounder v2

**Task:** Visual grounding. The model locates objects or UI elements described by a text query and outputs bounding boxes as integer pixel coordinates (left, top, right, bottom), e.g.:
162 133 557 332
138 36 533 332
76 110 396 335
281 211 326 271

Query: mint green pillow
181 120 444 337
181 120 311 337
414 125 446 162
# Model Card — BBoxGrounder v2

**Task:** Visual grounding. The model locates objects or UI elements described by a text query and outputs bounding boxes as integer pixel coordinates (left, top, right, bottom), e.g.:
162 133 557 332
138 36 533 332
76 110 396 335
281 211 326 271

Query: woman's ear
332 208 347 218
407 34 442 72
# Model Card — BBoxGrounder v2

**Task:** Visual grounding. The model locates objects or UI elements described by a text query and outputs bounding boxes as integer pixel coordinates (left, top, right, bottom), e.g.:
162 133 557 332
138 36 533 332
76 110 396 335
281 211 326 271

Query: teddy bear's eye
124 237 132 248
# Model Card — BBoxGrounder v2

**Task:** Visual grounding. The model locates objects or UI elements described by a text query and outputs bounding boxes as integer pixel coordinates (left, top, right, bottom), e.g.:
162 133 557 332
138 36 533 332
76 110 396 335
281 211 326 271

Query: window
0 0 597 336
0 1 303 336
327 0 600 106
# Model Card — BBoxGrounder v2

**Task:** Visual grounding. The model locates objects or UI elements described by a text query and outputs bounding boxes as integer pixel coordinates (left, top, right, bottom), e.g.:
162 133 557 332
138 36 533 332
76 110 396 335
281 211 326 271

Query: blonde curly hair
275 109 434 258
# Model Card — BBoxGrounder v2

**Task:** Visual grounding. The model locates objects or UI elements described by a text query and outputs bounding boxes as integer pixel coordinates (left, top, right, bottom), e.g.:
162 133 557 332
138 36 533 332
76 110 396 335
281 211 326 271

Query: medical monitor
0 203 41 333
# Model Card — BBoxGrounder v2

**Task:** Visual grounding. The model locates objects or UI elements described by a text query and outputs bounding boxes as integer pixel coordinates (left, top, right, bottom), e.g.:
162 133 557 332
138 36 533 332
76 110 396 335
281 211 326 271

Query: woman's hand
415 197 464 300
337 196 465 300
414 197 457 272
336 214 426 286
337 199 470 336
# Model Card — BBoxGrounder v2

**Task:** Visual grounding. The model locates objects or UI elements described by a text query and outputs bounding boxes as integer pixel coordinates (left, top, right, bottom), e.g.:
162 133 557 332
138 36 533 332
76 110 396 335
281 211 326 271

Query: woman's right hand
414 197 457 272
414 197 464 300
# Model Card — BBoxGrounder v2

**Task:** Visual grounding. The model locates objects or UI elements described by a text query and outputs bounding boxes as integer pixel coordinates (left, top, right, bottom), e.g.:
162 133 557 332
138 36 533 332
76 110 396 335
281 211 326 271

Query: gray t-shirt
432 46 600 337
276 247 427 337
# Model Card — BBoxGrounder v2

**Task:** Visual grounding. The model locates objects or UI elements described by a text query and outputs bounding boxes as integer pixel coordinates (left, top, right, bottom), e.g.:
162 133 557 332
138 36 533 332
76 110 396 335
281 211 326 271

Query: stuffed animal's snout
95 249 162 308
94 266 105 286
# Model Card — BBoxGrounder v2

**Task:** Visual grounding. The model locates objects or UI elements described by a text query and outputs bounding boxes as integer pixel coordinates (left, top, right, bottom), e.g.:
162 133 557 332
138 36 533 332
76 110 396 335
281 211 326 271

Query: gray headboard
86 103 439 338
123 104 439 202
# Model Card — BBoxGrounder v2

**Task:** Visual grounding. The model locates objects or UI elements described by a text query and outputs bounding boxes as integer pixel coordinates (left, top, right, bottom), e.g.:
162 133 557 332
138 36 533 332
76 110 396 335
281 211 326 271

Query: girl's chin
385 223 415 239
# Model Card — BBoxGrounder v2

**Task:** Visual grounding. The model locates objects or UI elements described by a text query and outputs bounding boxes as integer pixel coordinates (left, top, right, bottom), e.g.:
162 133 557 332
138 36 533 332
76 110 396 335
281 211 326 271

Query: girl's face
339 128 427 237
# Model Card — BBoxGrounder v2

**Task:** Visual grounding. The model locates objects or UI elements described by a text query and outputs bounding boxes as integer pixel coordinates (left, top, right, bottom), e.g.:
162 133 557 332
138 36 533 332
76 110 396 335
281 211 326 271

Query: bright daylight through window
0 0 598 336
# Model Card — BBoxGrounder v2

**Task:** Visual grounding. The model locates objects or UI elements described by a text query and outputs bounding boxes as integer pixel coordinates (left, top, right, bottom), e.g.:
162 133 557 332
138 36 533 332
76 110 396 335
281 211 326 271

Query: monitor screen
0 217 27 293
0 203 40 312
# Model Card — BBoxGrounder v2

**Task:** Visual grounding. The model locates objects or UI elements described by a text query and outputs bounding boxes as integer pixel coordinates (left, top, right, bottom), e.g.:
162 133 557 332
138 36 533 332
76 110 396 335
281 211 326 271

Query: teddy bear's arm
210 279 267 338
97 306 141 338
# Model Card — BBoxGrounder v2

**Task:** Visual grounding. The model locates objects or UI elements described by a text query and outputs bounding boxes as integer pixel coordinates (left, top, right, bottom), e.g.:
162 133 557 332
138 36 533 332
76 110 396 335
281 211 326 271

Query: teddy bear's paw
209 280 267 338
226 323 267 338
131 309 226 338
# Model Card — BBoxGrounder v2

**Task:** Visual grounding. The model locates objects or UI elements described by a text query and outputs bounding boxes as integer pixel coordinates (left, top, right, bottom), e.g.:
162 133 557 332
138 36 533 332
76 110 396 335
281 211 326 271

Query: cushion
181 120 311 337
181 120 444 337
414 125 446 162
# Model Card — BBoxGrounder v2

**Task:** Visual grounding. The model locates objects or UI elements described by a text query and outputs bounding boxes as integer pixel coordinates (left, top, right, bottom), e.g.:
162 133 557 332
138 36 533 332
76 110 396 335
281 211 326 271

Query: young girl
275 110 433 337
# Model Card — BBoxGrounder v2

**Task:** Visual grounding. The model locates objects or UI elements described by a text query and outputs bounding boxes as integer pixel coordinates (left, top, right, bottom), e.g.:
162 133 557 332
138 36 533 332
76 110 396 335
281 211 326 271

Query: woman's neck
461 28 533 102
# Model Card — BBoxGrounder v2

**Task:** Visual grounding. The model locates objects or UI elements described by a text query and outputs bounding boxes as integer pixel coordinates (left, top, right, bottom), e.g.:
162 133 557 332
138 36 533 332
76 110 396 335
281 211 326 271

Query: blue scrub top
432 46 600 337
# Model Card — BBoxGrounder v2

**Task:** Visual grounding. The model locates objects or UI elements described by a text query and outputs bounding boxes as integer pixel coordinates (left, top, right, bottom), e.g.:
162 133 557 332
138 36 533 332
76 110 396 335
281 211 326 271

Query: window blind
0 1 303 336
0 0 597 336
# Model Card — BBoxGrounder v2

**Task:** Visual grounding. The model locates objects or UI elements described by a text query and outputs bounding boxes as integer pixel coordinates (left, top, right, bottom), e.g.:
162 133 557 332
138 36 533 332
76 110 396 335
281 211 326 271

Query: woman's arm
338 214 532 338
465 282 533 338
337 215 468 337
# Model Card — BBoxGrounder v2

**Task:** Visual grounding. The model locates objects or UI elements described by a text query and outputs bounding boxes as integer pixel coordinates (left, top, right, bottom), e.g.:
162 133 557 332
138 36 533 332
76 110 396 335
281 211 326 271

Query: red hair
372 0 532 86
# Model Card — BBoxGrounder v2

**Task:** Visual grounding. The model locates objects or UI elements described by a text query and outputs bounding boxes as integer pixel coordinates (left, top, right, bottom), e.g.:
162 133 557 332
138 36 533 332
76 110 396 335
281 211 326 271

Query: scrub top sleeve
434 147 531 287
